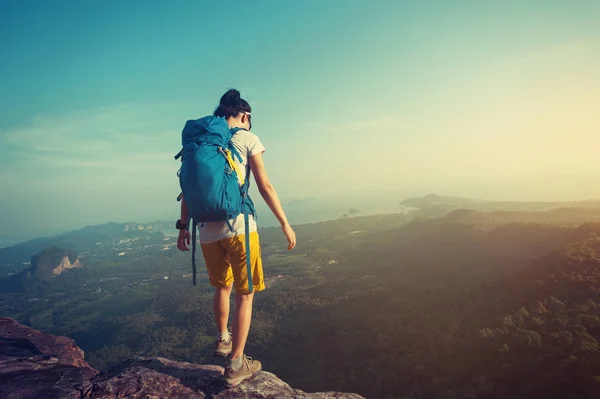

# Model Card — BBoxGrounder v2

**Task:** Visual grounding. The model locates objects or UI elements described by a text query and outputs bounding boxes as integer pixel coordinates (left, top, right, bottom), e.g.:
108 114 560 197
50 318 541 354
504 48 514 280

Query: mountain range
3 192 600 274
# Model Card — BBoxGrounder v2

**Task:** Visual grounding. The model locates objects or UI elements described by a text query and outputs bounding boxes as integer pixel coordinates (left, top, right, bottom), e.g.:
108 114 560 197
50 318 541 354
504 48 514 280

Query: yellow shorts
200 232 265 294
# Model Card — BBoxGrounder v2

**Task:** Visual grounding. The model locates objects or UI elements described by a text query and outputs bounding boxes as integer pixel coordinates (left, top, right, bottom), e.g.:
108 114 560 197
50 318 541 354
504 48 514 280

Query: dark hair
213 89 251 119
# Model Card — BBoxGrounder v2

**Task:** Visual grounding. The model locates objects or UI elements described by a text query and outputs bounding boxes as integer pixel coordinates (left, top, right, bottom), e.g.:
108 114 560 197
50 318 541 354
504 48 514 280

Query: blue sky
1 1 600 245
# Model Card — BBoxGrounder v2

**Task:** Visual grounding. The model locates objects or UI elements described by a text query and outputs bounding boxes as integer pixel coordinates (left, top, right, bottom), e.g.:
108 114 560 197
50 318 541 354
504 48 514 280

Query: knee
235 292 254 301
217 284 233 294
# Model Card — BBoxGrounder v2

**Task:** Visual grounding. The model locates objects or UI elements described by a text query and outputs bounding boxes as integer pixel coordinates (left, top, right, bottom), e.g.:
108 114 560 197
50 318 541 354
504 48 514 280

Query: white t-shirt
198 129 265 244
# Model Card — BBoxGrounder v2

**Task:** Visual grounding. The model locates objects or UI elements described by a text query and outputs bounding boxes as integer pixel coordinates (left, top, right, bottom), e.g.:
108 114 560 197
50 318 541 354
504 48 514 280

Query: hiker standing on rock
175 89 296 387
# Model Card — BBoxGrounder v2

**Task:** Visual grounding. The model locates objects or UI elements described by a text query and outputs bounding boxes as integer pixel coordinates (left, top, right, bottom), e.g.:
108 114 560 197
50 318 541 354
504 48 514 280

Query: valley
2 195 600 398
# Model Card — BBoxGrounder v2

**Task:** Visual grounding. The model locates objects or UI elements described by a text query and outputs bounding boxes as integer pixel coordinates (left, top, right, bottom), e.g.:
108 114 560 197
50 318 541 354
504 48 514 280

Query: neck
226 118 244 129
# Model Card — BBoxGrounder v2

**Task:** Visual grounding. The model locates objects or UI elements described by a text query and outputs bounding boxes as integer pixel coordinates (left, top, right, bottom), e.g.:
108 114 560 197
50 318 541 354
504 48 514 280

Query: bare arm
177 196 191 251
249 152 296 250
249 152 288 226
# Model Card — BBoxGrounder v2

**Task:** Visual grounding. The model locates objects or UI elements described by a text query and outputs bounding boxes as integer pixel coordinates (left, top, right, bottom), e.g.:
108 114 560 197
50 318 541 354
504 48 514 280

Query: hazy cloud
1 103 179 172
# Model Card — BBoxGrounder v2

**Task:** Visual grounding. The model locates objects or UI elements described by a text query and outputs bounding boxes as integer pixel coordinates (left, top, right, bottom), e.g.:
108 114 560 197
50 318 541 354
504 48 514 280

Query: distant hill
0 201 376 268
339 208 361 218
0 246 80 293
0 221 172 270
402 193 600 218
4 194 600 271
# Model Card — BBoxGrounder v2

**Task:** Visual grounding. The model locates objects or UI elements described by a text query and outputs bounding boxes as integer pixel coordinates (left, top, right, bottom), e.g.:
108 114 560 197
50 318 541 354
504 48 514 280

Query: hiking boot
214 338 232 357
223 355 262 387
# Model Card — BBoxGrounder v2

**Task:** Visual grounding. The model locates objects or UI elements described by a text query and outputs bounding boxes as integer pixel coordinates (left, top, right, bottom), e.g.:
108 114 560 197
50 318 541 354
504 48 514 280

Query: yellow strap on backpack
224 149 245 185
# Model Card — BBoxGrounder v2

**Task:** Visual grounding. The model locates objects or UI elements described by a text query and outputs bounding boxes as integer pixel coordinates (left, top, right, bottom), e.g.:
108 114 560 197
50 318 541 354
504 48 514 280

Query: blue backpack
174 116 256 290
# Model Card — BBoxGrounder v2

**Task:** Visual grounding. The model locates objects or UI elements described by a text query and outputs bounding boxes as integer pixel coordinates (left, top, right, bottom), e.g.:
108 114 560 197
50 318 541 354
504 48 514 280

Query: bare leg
213 284 233 335
231 291 254 359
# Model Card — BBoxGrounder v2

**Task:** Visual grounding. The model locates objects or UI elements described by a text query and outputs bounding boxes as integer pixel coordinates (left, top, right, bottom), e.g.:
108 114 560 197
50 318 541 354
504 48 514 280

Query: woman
177 89 296 387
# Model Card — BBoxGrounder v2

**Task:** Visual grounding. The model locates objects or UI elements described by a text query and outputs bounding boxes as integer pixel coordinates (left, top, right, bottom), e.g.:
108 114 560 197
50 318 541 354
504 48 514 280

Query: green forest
2 209 600 398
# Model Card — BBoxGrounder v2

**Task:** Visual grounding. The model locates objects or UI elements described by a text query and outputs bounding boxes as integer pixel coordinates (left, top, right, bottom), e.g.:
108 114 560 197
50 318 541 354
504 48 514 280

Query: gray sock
229 355 243 370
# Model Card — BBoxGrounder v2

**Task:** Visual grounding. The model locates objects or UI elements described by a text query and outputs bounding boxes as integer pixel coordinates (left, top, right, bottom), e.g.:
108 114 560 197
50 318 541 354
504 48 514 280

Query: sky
1 0 599 245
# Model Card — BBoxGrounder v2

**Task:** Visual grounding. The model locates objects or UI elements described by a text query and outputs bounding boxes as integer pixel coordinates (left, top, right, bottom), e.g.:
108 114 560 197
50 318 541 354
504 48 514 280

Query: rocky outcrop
52 255 81 276
30 246 79 280
0 318 365 399
0 317 96 399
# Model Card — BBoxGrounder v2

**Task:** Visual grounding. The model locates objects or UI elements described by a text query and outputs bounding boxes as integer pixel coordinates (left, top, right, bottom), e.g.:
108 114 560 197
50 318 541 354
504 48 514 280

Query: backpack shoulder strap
228 143 243 164
191 218 198 286
228 127 247 163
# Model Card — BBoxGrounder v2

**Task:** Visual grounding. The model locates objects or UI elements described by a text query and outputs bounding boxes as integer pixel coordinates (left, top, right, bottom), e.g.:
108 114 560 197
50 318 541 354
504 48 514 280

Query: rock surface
0 317 365 399
52 255 81 276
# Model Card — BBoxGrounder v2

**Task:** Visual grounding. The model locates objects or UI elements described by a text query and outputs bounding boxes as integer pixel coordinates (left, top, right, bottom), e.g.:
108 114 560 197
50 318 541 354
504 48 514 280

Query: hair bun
213 88 250 119
220 89 241 107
